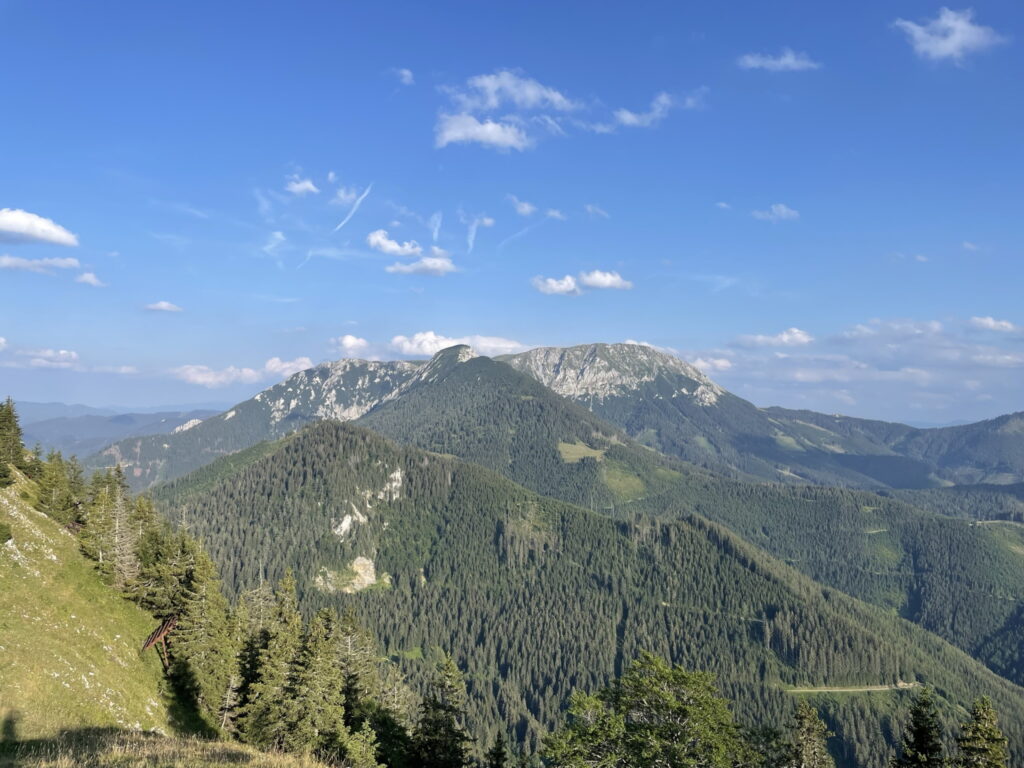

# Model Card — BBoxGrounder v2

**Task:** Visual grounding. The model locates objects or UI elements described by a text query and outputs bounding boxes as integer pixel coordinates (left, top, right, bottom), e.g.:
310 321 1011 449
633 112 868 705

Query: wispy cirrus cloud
436 69 703 150
0 255 80 273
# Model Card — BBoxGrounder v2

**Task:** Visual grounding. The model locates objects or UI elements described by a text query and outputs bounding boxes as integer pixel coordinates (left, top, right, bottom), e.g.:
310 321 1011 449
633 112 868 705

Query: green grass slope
0 477 172 740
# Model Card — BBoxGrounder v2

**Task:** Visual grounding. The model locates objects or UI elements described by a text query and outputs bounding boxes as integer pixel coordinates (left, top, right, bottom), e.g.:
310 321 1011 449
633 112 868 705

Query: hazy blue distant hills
24 409 218 458
15 401 117 424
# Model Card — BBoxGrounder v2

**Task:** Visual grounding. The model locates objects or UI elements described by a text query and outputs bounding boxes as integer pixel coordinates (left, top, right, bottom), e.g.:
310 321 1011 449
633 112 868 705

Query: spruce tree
240 570 303 750
485 732 510 768
340 721 386 768
281 608 349 756
789 702 835 768
411 654 474 768
171 548 238 730
0 398 25 472
955 697 1008 768
891 688 945 768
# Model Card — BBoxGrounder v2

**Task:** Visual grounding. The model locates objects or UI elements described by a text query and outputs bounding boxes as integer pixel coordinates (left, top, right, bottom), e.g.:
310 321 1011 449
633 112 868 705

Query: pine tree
171 548 238 730
411 654 474 768
281 608 349 756
891 688 945 768
339 721 385 768
0 397 26 472
240 570 303 750
789 702 835 768
485 732 510 768
955 697 1008 768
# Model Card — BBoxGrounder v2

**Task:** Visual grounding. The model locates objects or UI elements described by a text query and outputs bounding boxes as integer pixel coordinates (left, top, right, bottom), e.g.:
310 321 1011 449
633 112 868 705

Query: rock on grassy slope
0 476 171 740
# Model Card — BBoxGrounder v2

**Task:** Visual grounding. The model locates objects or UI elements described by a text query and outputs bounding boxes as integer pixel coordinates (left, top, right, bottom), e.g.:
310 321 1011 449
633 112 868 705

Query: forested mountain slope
352 347 1024 689
501 343 1024 488
0 475 172 738
154 420 1024 768
90 359 422 489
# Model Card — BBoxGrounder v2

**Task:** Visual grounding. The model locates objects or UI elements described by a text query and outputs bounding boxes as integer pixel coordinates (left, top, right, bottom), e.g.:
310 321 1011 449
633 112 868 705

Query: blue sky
1 1 1022 422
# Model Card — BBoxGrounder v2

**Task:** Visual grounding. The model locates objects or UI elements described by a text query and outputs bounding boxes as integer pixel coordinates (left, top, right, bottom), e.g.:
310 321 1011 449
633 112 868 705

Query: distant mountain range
89 342 1024 491
24 409 218 458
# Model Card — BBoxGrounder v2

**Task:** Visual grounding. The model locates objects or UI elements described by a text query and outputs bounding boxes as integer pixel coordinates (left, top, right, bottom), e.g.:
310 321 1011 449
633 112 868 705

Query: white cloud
970 316 1017 332
0 255 80 273
546 208 567 221
614 92 674 128
507 195 537 216
452 70 578 113
367 229 422 257
893 8 1005 62
579 270 633 290
331 334 370 355
386 248 456 276
75 272 105 287
17 348 80 369
532 275 580 295
285 175 320 196
390 330 527 357
173 356 312 388
332 186 358 206
264 356 314 378
737 48 821 71
395 67 414 86
716 202 731 210
0 208 78 246
0 338 6 352
691 357 734 373
429 212 443 241
584 204 609 219
752 203 800 222
435 113 531 151
739 327 814 347
146 301 183 312
962 241 979 251
172 364 263 387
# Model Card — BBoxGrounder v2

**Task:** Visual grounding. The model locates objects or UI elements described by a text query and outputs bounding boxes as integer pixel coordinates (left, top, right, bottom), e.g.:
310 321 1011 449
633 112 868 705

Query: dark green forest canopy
350 354 1024 692
155 420 1024 768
